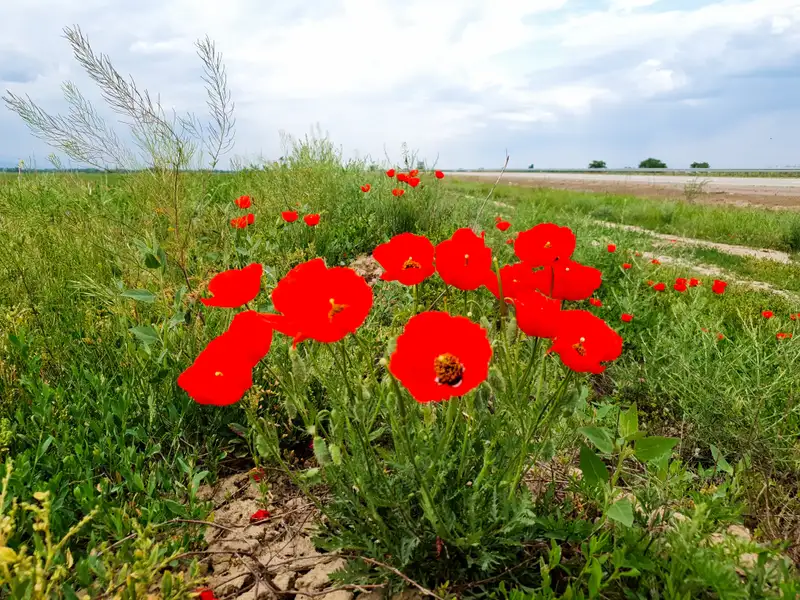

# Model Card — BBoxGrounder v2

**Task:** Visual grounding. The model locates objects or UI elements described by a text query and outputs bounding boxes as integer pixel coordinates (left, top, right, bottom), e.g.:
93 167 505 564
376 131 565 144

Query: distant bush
588 160 607 169
691 162 710 169
639 158 667 168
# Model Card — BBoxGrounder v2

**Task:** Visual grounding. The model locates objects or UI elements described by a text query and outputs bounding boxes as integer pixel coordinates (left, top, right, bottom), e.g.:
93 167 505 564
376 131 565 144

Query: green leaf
635 436 678 463
619 403 639 439
129 325 159 347
313 436 331 466
121 289 156 303
711 444 734 476
228 422 248 438
577 426 614 454
144 253 161 269
607 499 634 527
191 470 209 492
163 499 187 517
579 444 609 487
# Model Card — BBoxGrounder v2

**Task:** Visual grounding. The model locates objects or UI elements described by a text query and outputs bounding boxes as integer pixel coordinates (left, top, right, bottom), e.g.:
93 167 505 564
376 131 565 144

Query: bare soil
456 175 800 210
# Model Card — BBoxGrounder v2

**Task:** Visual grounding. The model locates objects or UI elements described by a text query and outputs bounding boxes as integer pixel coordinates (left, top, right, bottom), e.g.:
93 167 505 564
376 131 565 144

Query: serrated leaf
579 444 609 487
129 325 158 347
121 289 156 303
635 436 678 463
619 403 638 439
577 426 614 454
607 499 634 527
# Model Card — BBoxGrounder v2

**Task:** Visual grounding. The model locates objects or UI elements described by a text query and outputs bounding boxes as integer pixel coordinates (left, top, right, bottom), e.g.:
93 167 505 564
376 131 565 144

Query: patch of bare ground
192 471 431 600
456 175 800 210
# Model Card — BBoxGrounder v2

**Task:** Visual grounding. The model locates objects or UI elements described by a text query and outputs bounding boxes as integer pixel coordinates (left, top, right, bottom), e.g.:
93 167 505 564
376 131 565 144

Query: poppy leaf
607 499 634 527
635 436 678 463
129 325 159 347
121 289 156 303
577 426 614 455
619 403 639 439
579 444 609 487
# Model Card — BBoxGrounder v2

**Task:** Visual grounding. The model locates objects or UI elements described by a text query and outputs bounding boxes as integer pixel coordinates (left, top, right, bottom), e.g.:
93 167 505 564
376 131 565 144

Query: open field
454 172 800 210
1 151 800 598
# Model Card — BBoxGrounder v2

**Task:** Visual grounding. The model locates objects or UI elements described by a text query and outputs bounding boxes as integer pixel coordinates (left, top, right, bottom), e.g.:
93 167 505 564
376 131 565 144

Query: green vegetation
452 180 800 254
638 158 668 169
1 25 798 600
588 160 607 169
691 162 711 169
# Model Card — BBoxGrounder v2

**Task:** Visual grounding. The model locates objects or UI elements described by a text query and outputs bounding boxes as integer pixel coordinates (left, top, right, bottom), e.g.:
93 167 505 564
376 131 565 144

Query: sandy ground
454 172 800 209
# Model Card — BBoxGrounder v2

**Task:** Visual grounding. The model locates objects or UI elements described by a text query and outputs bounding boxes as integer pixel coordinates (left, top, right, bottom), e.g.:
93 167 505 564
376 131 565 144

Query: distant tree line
586 159 711 169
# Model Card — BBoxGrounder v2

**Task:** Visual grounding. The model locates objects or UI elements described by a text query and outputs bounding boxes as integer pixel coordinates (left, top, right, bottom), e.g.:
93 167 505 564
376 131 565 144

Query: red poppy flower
397 173 409 183
646 280 654 286
409 169 419 177
531 260 602 302
674 281 687 292
235 195 252 209
589 298 602 307
791 313 799 321
675 277 687 286
496 220 511 232
435 228 493 291
434 170 445 179
249 467 266 482
389 311 491 403
265 258 373 346
386 169 396 178
201 263 263 308
717 332 725 340
505 238 514 245
607 244 616 253
282 210 299 223
653 282 666 292
621 313 633 323
514 223 576 267
689 278 700 287
762 310 774 319
196 588 219 600
622 263 632 270
635 251 642 257
712 280 727 295
549 310 623 374
304 213 320 227
392 188 405 197
651 259 661 265
373 233 435 286
484 262 537 301
777 332 793 340
512 289 562 338
408 176 421 188
226 310 274 367
701 327 709 333
177 335 254 406
360 184 371 193
249 509 271 522
231 214 253 229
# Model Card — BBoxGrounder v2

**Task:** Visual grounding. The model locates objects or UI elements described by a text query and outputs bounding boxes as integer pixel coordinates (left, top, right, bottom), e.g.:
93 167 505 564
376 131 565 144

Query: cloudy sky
1 0 800 169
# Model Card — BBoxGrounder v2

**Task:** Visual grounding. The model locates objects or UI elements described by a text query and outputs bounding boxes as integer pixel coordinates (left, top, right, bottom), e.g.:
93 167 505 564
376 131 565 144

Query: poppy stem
463 290 468 315
413 284 419 315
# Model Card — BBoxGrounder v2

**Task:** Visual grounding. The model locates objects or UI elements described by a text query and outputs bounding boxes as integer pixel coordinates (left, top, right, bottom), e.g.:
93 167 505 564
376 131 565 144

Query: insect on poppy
389 311 492 403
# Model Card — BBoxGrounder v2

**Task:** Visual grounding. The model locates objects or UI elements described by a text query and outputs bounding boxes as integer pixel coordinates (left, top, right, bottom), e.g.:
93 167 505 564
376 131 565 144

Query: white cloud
1 0 800 167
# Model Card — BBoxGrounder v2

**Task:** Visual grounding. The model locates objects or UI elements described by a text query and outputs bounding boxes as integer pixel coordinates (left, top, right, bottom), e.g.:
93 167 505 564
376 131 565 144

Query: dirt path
457 174 800 210
594 220 794 264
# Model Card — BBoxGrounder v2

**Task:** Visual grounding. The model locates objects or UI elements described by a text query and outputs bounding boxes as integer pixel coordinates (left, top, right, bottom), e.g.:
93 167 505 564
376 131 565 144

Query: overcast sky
1 0 799 169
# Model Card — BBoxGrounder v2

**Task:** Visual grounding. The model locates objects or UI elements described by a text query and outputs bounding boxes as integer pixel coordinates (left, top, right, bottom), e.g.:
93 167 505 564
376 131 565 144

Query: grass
1 154 799 597
450 180 800 253
476 169 800 178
